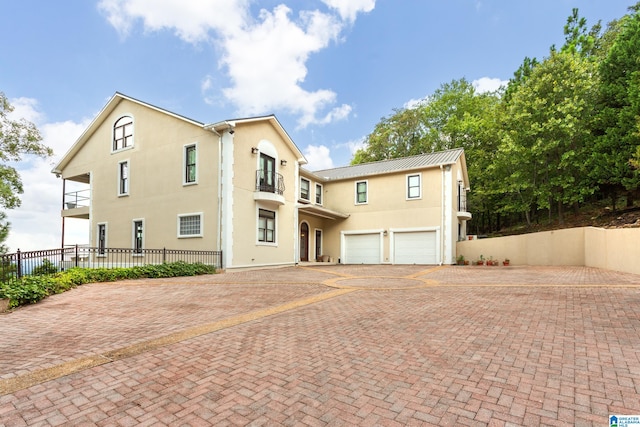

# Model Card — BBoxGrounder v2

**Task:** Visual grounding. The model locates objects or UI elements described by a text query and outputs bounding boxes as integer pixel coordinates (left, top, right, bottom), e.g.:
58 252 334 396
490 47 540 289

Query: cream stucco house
53 93 472 269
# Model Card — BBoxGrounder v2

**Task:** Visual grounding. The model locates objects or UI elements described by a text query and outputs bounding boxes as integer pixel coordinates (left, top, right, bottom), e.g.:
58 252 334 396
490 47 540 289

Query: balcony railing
255 170 285 195
458 191 467 212
64 189 90 209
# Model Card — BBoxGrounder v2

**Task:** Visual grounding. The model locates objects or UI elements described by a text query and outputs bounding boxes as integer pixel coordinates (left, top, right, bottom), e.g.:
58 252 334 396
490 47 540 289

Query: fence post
163 247 166 263
16 249 22 279
75 244 79 268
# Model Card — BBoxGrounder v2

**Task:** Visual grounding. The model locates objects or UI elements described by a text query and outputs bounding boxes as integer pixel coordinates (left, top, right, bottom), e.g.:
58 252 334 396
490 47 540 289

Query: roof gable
207 115 306 164
52 92 203 174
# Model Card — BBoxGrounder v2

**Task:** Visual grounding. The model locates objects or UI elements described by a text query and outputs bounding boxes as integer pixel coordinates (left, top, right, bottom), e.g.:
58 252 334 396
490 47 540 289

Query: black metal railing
458 190 468 212
255 170 285 195
64 189 90 209
0 246 222 284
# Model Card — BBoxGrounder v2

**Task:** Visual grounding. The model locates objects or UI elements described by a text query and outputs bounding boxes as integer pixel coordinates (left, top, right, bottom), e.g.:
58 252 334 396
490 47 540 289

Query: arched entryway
300 222 309 262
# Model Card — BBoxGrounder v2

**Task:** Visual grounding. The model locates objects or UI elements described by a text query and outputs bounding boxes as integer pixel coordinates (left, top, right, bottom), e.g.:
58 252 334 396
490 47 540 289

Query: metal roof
312 148 464 181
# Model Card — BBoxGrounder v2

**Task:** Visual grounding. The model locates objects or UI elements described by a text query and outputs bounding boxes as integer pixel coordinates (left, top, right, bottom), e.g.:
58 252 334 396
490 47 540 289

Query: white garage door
394 231 437 264
344 233 380 264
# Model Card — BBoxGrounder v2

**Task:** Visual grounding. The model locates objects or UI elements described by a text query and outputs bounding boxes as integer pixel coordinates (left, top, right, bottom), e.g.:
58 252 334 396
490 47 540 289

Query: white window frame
315 183 323 205
355 180 368 205
132 218 144 256
257 207 277 246
96 222 107 257
118 160 130 196
177 212 203 238
300 178 310 202
112 115 134 153
406 173 422 200
183 142 198 186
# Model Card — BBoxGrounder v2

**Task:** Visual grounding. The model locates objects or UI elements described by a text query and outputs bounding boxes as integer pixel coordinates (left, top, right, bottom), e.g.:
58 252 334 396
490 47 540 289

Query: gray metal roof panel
312 148 464 181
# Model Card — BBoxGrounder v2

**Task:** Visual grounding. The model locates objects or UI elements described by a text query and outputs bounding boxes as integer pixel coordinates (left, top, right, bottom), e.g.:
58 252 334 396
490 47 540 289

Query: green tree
500 50 598 224
352 78 505 233
591 6 640 209
0 92 52 251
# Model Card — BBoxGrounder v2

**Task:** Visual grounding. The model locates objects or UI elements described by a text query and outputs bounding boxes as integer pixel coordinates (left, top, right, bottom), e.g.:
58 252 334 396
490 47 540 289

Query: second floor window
258 153 276 192
184 144 197 184
315 183 323 205
118 161 129 196
300 178 310 201
355 181 367 204
113 116 133 151
407 174 421 199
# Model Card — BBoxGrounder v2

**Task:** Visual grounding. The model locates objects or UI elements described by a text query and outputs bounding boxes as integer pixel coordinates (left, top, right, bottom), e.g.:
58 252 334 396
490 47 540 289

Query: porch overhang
298 204 349 220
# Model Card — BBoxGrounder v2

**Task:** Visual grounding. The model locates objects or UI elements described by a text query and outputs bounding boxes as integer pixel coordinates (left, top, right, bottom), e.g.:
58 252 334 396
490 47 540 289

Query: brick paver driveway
1 265 640 426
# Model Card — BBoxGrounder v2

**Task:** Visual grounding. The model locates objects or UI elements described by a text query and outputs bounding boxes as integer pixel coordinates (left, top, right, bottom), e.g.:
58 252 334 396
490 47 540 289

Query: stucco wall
456 227 640 275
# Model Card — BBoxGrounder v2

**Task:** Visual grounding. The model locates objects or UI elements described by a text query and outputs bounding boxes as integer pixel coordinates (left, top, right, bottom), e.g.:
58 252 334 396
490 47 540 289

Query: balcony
457 191 472 221
254 169 285 206
62 189 90 219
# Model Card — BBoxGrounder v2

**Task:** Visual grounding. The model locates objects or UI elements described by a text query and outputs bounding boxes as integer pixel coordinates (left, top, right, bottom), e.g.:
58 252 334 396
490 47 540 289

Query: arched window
113 116 133 151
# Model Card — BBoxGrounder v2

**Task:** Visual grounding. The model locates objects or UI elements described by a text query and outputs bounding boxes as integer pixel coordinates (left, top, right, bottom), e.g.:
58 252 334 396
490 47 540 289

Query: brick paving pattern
0 265 639 426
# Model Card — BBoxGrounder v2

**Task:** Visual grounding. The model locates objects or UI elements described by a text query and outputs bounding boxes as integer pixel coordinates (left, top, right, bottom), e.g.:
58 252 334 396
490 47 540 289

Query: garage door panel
345 234 380 264
394 231 437 264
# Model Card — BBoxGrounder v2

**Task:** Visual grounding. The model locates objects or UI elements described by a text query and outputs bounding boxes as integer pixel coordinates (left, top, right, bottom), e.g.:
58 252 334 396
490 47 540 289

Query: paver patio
0 265 639 426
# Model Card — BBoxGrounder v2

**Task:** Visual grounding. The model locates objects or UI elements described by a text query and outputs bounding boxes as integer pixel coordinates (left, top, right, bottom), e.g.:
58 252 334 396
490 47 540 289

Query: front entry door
300 223 309 262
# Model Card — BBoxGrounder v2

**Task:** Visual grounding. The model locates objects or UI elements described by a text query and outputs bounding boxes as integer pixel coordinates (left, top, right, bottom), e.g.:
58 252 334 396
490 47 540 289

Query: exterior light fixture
251 147 259 154
281 160 287 166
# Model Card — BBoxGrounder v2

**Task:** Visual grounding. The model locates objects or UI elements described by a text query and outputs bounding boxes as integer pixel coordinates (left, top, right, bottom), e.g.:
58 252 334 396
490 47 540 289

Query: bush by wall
0 261 217 309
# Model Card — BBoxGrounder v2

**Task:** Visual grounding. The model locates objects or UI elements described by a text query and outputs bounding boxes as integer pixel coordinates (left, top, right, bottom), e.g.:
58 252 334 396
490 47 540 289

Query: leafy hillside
352 5 640 236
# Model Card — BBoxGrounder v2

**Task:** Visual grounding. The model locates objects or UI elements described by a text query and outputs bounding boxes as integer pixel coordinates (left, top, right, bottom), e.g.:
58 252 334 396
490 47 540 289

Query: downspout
204 124 223 262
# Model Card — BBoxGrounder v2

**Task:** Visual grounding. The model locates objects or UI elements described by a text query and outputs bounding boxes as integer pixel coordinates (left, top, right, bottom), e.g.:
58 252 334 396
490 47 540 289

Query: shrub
1 261 217 309
32 258 59 276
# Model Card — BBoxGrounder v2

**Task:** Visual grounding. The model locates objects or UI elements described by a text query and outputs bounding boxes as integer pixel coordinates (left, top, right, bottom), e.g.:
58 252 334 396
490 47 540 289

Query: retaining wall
456 227 640 275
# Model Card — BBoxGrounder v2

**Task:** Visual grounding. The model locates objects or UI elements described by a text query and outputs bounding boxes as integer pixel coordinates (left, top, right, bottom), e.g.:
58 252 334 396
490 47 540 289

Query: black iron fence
0 246 223 284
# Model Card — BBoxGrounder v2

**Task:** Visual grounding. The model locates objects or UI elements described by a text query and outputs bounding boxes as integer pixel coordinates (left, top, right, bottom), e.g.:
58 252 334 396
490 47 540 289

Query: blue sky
0 0 633 251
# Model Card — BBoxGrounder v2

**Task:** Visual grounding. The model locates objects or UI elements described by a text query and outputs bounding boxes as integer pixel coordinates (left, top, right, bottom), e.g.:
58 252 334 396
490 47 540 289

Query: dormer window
113 116 133 151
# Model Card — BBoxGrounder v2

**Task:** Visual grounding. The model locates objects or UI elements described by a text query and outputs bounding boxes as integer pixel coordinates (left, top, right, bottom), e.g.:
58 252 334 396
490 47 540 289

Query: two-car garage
342 228 439 265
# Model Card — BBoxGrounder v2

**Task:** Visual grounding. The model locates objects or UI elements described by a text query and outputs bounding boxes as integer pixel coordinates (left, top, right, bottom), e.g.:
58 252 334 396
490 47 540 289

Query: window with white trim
315 183 323 205
300 178 310 201
97 223 107 256
407 173 421 199
113 116 133 151
178 213 203 237
355 180 368 204
133 219 144 254
184 143 197 185
118 160 129 196
258 209 276 243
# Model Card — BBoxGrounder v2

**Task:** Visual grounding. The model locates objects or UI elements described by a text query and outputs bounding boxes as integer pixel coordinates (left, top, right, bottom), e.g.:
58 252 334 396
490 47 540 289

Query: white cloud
304 144 334 171
98 0 375 127
472 77 508 94
403 97 428 110
336 138 366 156
97 0 249 43
322 0 375 22
4 98 89 252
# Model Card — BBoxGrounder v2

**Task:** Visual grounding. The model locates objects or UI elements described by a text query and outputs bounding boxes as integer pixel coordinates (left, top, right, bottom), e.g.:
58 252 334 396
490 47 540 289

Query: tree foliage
0 92 52 251
590 7 640 209
352 5 640 233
